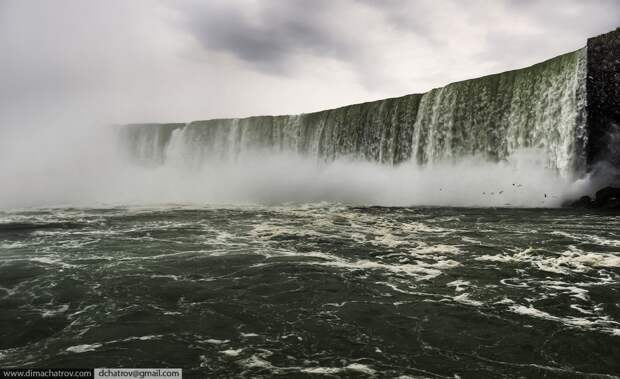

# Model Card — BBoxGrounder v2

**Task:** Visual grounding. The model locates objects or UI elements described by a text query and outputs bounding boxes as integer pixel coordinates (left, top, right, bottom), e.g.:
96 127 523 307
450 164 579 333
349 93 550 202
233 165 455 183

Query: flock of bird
437 182 557 205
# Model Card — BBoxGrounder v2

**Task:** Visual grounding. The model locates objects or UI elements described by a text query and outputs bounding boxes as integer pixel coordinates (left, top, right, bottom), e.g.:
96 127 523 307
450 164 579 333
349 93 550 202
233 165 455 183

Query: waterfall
118 123 184 166
120 48 587 178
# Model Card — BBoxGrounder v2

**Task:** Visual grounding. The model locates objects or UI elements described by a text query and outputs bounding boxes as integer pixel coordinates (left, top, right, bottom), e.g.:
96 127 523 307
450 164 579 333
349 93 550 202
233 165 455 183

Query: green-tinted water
1 206 618 377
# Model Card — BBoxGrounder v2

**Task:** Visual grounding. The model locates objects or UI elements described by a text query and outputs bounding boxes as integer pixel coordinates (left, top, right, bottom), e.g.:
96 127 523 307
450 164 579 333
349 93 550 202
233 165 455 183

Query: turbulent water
121 48 587 178
1 37 617 379
1 205 619 377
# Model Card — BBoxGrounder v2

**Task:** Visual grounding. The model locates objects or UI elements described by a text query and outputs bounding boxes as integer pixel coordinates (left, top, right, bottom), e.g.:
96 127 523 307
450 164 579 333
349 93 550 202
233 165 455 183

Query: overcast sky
1 0 619 128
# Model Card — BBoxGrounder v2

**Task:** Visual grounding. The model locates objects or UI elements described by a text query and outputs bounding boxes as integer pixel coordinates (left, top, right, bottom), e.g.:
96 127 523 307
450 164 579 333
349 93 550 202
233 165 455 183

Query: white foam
477 247 620 275
201 338 228 345
570 304 593 315
310 255 458 281
66 343 101 353
42 304 69 317
551 231 620 248
345 363 376 375
300 363 376 376
30 257 76 268
509 304 620 334
453 293 483 306
570 253 620 268
101 334 165 345
494 298 515 305
511 305 554 319
545 284 590 301
220 348 243 357
0 241 30 249
255 247 459 281
239 354 274 369
475 254 517 263
136 335 159 340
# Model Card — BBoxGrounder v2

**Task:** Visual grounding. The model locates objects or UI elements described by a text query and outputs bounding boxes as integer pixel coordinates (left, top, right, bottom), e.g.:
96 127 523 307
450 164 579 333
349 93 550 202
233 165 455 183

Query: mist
112 150 590 208
1 1 617 209
0 123 592 209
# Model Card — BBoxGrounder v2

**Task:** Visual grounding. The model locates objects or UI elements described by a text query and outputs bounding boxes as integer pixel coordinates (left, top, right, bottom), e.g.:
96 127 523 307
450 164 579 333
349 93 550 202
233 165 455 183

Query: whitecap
66 343 102 353
220 348 243 357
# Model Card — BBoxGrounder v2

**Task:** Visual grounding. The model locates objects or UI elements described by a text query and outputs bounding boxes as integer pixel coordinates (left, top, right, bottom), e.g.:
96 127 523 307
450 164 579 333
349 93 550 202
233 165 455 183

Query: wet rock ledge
567 187 620 209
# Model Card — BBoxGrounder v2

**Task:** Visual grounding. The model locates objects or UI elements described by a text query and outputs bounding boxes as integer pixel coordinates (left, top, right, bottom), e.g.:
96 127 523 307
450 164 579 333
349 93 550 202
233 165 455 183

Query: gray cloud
1 0 618 206
178 0 358 74
174 0 620 91
1 0 619 135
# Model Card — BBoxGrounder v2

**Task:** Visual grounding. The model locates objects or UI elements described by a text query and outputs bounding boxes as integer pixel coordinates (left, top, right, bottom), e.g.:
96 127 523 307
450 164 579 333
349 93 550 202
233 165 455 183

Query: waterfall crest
120 48 587 177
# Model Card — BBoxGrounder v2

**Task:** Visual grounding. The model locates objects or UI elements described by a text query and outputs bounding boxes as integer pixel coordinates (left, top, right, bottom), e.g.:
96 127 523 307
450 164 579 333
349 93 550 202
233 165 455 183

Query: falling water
120 48 587 178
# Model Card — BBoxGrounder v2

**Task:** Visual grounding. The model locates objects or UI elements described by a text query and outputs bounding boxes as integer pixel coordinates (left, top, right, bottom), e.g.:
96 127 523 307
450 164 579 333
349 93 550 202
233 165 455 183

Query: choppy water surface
0 205 619 378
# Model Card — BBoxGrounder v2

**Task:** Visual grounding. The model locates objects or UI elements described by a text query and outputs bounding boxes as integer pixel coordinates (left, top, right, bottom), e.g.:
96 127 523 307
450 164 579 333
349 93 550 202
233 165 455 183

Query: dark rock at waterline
592 188 620 210
566 186 620 209
569 196 593 208
586 28 620 169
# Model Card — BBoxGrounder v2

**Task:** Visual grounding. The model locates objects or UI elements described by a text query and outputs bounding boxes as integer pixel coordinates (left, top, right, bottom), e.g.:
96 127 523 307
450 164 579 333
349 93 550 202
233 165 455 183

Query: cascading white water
122 48 587 180
412 49 587 177
0 46 586 209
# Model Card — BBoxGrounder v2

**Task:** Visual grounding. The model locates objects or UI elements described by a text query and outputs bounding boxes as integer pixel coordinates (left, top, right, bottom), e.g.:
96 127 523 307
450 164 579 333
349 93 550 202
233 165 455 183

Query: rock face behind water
568 186 620 209
570 195 594 208
586 28 620 169
593 187 620 208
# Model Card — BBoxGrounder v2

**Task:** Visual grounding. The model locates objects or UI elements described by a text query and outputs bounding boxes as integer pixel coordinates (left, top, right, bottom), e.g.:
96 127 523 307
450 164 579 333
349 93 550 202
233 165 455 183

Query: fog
0 124 592 209
1 1 616 209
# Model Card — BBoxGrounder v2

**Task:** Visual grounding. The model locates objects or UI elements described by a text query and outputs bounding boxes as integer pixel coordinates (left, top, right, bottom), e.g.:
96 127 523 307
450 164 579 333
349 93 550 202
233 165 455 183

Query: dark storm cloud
177 0 620 82
178 0 358 74
2 0 619 134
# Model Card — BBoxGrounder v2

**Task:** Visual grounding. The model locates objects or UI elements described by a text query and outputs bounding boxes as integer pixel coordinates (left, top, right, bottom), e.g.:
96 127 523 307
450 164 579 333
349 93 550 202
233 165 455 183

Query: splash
0 48 595 209
0 135 589 209
122 48 587 177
